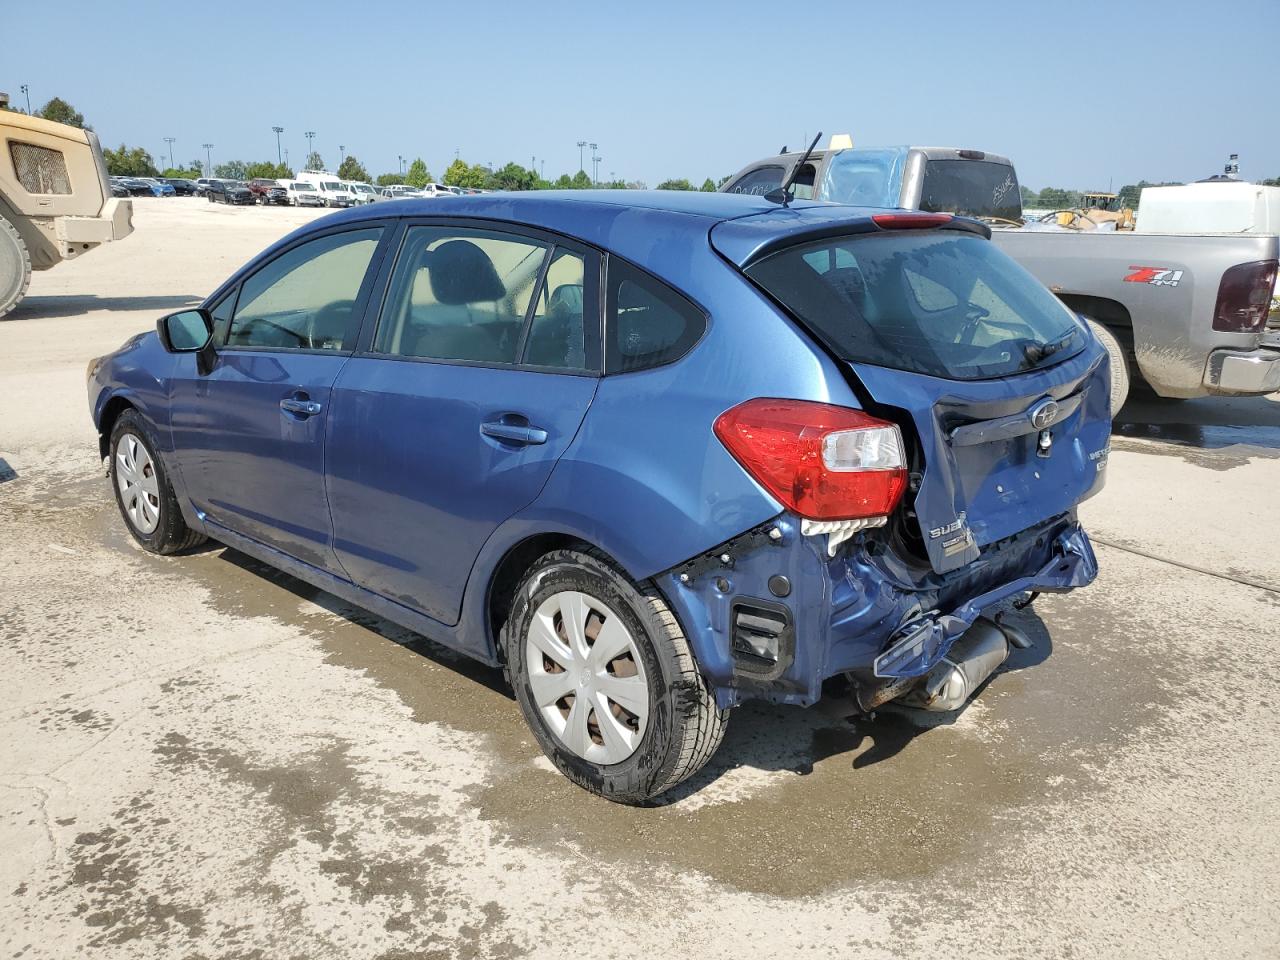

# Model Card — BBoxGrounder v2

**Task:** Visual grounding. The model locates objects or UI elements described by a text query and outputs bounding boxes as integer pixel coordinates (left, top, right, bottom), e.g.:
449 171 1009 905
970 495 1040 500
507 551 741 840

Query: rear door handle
481 421 548 445
280 398 323 417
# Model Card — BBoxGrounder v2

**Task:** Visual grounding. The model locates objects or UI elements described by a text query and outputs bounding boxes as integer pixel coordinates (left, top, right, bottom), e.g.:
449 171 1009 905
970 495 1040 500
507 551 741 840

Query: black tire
503 548 728 805
1084 318 1130 416
0 213 32 319
109 410 206 555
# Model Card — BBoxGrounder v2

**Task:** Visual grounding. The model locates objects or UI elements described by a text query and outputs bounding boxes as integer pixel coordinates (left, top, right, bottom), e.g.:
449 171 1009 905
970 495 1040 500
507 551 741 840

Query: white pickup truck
723 145 1280 413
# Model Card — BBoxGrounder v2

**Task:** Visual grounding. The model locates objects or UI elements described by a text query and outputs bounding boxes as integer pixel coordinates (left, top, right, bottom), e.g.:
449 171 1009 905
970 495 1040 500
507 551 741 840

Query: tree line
29 95 1277 200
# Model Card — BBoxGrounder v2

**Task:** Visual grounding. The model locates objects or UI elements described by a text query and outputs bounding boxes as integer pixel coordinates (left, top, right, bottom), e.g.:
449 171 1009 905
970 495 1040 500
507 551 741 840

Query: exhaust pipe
898 617 1014 712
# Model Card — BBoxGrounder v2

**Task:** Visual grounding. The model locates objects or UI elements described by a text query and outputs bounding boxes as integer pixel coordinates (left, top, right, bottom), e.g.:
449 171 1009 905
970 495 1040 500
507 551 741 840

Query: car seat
525 283 585 368
406 240 513 362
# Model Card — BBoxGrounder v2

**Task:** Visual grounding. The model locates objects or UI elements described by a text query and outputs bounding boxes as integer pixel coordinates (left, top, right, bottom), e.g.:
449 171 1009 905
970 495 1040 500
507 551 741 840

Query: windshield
296 183 315 191
918 160 1022 222
743 231 1086 381
820 148 907 207
320 182 341 191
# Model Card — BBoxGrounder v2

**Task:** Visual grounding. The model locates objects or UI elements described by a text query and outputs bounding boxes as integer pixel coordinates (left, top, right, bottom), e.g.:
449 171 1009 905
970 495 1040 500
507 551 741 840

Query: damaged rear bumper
659 513 1097 710
871 524 1095 678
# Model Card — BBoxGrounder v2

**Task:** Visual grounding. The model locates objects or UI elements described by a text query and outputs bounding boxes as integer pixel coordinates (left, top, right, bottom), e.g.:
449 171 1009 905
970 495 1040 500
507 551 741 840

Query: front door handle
280 397 323 417
481 421 548 445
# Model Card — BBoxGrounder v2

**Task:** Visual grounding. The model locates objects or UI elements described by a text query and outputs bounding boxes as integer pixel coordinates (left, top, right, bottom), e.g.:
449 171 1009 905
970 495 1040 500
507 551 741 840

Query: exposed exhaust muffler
897 617 1024 712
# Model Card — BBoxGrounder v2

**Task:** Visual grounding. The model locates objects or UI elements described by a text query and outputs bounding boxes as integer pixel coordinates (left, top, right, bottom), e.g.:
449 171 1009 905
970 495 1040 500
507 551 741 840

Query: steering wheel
241 317 313 348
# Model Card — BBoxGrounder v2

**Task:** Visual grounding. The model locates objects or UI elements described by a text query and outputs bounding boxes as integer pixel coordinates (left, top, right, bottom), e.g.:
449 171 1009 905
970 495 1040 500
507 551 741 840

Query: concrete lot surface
2 199 1278 959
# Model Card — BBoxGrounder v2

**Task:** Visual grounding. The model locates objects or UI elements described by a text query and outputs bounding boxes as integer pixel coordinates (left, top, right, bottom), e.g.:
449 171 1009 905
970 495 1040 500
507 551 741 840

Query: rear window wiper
1023 331 1076 365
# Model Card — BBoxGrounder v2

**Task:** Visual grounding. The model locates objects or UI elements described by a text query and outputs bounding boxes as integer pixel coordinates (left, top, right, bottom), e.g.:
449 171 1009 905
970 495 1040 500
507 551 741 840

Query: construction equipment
0 94 132 318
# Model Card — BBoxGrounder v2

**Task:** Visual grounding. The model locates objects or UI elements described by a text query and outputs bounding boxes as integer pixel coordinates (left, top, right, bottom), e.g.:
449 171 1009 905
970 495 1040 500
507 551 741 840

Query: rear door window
744 231 1085 380
374 226 548 365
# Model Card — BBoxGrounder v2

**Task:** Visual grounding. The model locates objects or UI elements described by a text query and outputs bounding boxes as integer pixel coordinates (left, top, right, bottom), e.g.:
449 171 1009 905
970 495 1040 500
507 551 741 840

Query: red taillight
871 213 953 230
1213 259 1278 333
713 399 908 521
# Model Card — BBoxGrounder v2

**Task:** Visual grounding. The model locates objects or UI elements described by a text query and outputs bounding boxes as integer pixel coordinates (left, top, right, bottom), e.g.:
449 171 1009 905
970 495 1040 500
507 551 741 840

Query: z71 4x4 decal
1124 266 1184 287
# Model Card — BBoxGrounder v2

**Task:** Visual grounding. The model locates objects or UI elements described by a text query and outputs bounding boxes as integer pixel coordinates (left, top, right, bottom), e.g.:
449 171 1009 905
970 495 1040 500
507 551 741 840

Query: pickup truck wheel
1084 318 1129 416
109 410 207 555
0 214 32 320
504 548 728 805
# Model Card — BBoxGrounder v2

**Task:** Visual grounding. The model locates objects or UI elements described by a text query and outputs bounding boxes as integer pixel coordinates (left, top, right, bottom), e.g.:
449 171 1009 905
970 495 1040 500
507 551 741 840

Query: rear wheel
109 410 206 555
0 214 32 320
1084 318 1130 416
504 548 728 804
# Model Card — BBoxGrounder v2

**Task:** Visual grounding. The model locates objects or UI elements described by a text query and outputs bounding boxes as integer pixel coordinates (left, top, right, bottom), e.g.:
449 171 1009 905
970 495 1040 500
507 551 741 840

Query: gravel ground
2 198 1278 959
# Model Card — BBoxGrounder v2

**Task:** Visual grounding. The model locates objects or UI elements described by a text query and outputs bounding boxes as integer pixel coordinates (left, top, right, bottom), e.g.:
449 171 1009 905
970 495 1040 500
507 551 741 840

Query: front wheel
0 213 32 319
109 410 206 555
505 548 728 804
1084 318 1130 417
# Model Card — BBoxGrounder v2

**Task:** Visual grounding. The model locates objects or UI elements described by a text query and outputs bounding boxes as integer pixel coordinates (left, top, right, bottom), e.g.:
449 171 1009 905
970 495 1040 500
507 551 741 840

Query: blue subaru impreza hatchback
88 191 1109 802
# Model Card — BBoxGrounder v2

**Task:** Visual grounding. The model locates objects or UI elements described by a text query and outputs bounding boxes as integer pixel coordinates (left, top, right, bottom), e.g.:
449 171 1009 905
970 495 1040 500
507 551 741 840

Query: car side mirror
157 308 217 374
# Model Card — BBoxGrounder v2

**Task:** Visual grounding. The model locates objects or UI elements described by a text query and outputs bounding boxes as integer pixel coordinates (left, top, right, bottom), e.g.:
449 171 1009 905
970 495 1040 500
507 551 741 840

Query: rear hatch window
918 160 1022 222
743 231 1086 381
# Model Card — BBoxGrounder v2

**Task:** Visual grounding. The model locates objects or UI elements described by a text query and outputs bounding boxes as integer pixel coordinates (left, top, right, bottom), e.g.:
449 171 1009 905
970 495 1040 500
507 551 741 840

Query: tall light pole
202 143 213 176
576 140 586 173
163 137 175 169
590 144 599 186
339 144 345 167
398 155 404 174
304 131 316 170
19 84 30 113
272 126 284 165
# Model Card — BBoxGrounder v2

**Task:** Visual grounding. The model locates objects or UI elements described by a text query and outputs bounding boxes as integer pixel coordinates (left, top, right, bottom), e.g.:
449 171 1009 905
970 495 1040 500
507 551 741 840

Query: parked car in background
87 191 1107 803
194 178 221 196
114 177 156 197
377 185 420 201
281 180 325 207
247 178 290 205
205 180 255 205
139 177 176 197
110 180 130 198
164 178 199 196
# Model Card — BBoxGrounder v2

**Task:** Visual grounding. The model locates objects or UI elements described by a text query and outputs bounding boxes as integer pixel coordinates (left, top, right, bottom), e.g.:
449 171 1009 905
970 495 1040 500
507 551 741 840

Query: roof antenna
766 131 822 207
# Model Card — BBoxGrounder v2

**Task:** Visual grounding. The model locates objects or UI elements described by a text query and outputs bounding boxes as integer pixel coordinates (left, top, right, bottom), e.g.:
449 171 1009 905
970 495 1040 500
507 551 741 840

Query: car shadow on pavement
208 541 1056 803
656 604 1054 803
0 457 15 483
6 294 204 320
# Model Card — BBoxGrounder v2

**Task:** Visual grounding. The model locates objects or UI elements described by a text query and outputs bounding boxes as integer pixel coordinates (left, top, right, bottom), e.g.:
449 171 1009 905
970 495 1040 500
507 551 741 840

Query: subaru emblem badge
1029 398 1059 431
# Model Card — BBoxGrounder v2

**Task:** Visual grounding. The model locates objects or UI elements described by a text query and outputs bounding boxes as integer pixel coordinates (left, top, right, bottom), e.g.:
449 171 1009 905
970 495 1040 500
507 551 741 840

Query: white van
295 170 355 208
342 181 379 205
279 180 325 207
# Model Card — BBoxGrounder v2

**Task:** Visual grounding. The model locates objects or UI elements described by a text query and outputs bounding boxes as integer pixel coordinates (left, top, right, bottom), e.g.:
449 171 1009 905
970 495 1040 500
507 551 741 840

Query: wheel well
1057 293 1137 362
486 533 598 661
96 396 135 459
1057 293 1132 331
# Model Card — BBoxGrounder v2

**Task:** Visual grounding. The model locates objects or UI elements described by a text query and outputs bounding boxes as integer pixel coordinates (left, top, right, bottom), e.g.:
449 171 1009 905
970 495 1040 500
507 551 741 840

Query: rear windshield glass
918 160 1022 222
744 232 1086 381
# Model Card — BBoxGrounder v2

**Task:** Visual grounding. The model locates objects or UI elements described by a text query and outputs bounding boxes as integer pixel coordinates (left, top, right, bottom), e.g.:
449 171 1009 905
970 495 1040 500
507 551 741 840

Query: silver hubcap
525 590 649 765
116 433 160 534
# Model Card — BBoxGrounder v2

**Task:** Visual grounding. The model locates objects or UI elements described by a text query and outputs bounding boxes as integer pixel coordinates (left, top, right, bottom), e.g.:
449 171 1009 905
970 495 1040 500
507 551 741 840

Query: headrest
425 240 506 304
547 283 584 316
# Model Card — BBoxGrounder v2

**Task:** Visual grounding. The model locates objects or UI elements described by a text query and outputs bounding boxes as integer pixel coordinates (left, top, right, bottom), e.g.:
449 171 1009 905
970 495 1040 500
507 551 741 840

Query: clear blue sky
4 0 1276 188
